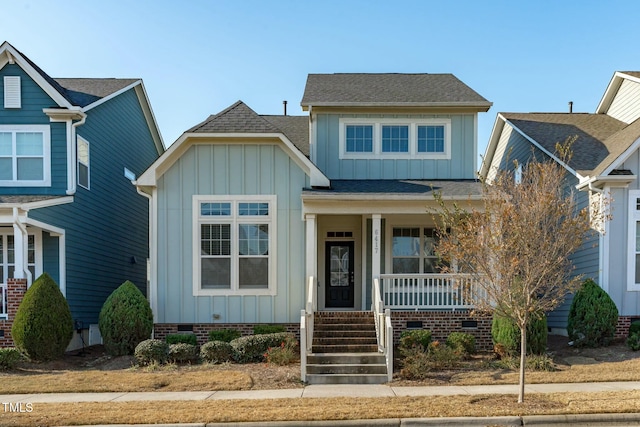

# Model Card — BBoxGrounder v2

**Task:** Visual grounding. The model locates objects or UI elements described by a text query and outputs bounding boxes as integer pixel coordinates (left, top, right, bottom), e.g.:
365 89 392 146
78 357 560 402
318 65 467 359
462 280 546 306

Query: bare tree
434 144 607 403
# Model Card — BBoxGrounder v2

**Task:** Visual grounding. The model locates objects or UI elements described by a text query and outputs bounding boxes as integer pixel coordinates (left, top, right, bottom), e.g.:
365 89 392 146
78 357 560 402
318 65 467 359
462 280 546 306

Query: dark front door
325 241 355 308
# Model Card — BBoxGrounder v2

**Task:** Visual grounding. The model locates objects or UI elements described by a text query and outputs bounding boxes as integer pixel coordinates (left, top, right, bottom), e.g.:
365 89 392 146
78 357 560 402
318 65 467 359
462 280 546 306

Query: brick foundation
0 279 28 348
153 323 301 345
615 316 637 339
390 310 493 352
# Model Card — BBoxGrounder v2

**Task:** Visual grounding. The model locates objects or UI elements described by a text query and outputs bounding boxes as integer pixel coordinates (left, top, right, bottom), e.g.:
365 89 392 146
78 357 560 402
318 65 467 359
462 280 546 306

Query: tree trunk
519 325 527 403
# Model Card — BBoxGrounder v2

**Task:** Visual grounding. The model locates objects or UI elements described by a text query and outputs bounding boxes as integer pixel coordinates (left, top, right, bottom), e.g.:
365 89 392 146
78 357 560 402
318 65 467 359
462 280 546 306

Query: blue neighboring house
481 71 640 336
137 73 492 382
0 42 164 349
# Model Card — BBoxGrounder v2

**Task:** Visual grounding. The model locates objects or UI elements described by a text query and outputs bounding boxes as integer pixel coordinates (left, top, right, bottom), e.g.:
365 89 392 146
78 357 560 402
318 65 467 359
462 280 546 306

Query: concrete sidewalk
1 381 639 403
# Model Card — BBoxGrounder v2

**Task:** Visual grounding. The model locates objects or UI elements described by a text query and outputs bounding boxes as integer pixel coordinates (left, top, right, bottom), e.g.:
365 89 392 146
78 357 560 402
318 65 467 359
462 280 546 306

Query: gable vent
4 76 21 108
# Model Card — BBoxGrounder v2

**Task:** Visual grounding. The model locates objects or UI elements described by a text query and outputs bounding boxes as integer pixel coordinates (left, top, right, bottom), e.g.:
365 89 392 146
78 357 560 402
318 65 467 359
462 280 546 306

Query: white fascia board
479 113 507 179
43 107 85 121
505 118 583 180
134 83 165 154
0 196 74 211
577 174 637 191
81 80 140 112
23 216 65 236
302 197 483 215
136 131 193 186
595 72 635 114
0 44 73 108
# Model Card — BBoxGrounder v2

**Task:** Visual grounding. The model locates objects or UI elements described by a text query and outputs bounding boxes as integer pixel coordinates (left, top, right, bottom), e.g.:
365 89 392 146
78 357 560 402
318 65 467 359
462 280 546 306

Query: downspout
136 186 158 322
12 207 32 286
67 111 87 195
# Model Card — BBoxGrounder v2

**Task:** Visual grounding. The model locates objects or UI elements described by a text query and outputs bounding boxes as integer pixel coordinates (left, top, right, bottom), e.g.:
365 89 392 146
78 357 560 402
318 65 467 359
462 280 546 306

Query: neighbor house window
194 195 276 295
77 136 90 189
0 125 51 186
340 118 451 159
628 190 640 291
391 227 445 274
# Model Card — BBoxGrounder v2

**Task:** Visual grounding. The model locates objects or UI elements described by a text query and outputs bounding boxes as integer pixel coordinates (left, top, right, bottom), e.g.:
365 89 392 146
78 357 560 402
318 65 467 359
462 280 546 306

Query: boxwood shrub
168 343 199 364
11 273 73 361
134 339 169 366
399 330 432 355
253 324 286 335
208 329 242 342
231 332 294 363
568 278 618 348
200 341 234 363
0 348 23 370
492 313 547 357
166 333 198 346
446 332 476 357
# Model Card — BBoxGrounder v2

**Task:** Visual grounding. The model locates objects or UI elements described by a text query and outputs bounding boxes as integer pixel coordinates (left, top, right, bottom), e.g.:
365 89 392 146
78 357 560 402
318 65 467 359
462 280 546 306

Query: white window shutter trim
4 76 21 108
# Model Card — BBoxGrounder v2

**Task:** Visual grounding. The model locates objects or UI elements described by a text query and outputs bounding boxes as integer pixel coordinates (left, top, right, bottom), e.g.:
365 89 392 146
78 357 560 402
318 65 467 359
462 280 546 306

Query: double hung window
194 195 276 295
77 137 90 189
391 227 445 274
340 118 450 159
0 125 50 186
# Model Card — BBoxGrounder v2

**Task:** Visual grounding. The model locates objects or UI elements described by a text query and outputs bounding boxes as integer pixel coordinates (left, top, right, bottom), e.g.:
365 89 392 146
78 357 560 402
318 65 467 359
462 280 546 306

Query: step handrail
300 276 315 383
372 277 393 382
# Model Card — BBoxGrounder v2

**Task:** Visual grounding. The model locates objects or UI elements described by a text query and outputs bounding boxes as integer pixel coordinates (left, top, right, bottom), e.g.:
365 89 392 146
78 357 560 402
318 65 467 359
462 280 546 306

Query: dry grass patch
3 391 640 427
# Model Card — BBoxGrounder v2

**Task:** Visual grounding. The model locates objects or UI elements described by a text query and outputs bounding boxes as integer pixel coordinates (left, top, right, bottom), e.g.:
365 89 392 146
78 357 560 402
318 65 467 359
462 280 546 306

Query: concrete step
314 329 377 338
314 317 375 325
313 337 378 346
306 363 388 375
314 323 376 331
307 352 386 365
311 344 380 353
305 373 389 385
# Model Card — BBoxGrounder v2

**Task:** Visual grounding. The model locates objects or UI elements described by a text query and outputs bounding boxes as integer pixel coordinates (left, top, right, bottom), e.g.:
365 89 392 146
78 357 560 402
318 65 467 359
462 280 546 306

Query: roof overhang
302 103 492 113
576 174 637 191
43 107 85 121
596 72 640 115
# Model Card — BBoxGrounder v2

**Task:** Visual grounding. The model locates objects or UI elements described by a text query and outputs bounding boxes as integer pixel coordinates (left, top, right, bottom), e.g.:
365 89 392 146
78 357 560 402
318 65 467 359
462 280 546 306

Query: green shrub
0 348 23 370
200 341 234 364
11 273 73 361
399 330 432 355
427 341 461 369
168 343 199 364
166 334 198 346
627 332 640 351
629 320 640 337
98 281 153 356
134 339 169 366
264 335 299 365
446 332 476 358
399 340 461 379
231 332 294 363
491 354 556 371
253 324 286 335
208 329 242 342
568 278 618 348
491 313 547 357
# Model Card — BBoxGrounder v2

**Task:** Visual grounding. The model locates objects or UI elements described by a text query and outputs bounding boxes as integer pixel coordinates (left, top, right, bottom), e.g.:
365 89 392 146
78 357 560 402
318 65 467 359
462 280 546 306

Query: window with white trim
194 195 276 295
628 190 640 291
339 118 451 159
77 136 90 190
0 231 38 284
391 227 447 273
0 125 51 186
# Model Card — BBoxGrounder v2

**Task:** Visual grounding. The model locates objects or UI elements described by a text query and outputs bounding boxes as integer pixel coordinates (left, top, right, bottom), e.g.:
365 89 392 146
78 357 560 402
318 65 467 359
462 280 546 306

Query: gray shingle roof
621 71 640 79
54 78 138 107
301 73 491 109
502 113 629 175
186 101 310 157
0 195 63 204
303 179 482 198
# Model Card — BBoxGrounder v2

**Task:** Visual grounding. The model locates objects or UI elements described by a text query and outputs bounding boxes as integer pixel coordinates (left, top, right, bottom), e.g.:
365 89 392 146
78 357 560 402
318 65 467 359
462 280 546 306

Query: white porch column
305 214 317 281
12 220 26 281
372 214 381 280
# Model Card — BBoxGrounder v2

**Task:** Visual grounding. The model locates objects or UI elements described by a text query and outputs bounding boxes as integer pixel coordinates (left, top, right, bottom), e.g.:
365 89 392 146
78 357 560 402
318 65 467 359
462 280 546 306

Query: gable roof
301 73 492 111
501 113 627 176
187 101 310 157
53 78 139 107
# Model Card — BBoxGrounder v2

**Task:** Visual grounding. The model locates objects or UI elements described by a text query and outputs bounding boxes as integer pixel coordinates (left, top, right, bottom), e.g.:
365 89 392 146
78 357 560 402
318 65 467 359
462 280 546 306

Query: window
339 118 451 159
391 227 445 274
628 191 640 291
77 136 90 189
4 76 21 108
0 125 50 186
345 125 373 153
194 195 276 295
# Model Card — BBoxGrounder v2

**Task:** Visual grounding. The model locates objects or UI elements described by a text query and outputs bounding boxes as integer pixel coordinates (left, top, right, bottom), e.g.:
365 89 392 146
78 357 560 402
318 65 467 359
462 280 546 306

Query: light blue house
0 42 164 349
482 71 640 336
137 73 492 382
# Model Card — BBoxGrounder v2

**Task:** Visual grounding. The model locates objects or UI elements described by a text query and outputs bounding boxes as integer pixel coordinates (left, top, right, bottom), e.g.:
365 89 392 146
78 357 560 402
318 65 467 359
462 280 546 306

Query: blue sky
3 1 639 165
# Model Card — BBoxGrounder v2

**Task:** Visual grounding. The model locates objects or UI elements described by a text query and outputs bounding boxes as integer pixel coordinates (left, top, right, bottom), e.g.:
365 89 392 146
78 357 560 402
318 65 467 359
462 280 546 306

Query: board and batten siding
0 63 68 195
608 79 640 125
30 88 160 324
155 143 308 324
314 113 477 180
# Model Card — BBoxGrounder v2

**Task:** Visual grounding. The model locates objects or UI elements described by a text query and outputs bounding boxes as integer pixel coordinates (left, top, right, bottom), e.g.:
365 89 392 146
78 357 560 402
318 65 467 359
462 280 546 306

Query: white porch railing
0 283 6 319
372 278 393 382
300 276 316 382
380 274 478 310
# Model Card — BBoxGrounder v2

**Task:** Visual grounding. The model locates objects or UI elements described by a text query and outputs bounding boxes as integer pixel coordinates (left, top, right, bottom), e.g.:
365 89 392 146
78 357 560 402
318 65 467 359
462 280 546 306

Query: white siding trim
3 76 21 108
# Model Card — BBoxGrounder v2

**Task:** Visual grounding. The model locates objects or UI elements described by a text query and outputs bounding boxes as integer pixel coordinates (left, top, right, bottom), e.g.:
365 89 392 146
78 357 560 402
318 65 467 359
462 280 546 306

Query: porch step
306 352 388 385
306 312 388 385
